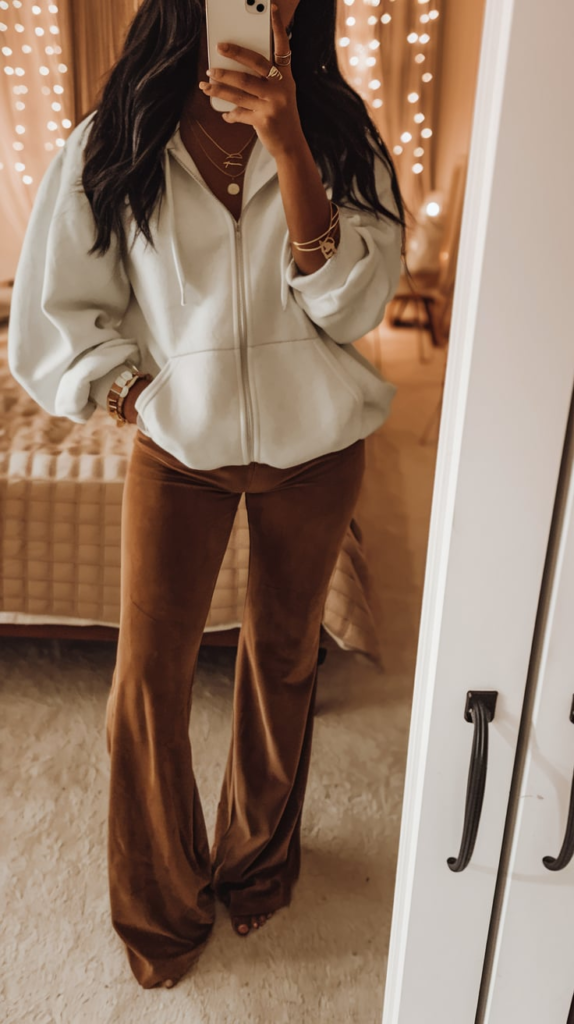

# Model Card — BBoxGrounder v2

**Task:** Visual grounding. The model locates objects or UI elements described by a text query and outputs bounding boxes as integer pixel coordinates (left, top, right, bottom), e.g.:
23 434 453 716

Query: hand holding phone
205 0 272 113
199 4 302 161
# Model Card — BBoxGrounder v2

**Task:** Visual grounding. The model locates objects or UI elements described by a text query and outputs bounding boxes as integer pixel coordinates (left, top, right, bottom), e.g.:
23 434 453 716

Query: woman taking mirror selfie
8 0 408 991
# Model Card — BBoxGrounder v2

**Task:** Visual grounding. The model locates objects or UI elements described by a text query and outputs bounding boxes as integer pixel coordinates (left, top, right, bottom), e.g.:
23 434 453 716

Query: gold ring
266 64 283 80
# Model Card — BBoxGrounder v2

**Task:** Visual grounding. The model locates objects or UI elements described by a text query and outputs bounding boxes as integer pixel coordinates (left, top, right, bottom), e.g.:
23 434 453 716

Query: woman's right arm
7 113 143 424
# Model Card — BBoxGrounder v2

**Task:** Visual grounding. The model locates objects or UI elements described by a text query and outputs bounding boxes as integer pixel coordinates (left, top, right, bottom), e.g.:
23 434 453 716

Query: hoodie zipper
167 147 277 463
234 219 254 463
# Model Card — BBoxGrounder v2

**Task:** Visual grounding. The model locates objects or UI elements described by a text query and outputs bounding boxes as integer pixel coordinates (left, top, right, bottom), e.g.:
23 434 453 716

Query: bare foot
232 911 274 936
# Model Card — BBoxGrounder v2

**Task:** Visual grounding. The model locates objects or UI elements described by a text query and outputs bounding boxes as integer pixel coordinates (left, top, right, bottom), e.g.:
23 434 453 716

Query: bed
0 321 383 669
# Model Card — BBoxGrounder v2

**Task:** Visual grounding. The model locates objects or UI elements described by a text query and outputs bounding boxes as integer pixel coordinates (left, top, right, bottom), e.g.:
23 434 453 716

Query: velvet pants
105 429 366 988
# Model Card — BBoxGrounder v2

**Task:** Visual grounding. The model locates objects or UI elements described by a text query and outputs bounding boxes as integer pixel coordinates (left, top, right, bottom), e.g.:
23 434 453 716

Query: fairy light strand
338 0 441 179
2 0 440 187
0 1 71 187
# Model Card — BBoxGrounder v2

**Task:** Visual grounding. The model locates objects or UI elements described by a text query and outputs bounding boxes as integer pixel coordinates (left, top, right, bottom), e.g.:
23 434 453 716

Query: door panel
383 0 574 1019
483 395 574 1024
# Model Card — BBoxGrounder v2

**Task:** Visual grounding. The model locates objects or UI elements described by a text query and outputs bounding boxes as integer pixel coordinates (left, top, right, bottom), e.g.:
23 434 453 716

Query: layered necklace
185 112 257 196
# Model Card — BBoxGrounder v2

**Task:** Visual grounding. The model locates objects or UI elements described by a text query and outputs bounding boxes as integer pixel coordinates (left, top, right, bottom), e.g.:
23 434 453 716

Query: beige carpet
0 315 446 1024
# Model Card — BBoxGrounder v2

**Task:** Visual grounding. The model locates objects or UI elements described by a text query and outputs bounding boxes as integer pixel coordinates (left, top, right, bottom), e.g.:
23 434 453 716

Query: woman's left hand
199 3 305 160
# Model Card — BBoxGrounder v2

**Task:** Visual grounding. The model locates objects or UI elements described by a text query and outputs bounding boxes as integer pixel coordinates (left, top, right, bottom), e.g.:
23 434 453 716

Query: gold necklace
186 113 257 195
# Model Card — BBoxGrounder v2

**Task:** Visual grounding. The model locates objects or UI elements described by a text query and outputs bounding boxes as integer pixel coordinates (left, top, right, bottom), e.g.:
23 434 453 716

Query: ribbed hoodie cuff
284 211 368 308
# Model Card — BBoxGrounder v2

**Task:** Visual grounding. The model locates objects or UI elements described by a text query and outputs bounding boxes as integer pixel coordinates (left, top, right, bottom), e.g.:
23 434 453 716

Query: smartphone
205 0 272 113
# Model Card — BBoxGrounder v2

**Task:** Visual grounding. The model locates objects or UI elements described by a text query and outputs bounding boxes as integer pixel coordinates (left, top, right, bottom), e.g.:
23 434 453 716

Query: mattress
0 330 383 667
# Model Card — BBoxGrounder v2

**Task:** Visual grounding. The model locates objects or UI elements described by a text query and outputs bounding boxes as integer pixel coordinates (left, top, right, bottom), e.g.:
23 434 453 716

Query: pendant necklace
185 113 257 195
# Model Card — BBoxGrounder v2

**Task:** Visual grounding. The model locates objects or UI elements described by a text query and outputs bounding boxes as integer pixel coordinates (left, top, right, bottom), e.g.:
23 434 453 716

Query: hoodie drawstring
280 230 290 312
164 145 290 312
164 150 187 307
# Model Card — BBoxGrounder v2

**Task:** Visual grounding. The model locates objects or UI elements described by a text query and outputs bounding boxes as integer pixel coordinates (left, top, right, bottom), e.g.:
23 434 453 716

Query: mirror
0 0 487 1015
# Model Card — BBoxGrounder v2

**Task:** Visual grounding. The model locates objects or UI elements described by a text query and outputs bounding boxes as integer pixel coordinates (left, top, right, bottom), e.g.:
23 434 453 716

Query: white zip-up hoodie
8 111 402 470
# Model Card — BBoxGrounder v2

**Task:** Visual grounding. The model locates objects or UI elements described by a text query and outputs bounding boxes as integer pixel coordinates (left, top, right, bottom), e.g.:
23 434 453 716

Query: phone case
205 0 272 113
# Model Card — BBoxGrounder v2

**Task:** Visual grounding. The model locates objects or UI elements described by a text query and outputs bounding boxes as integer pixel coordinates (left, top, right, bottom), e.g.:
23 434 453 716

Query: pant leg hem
125 930 213 989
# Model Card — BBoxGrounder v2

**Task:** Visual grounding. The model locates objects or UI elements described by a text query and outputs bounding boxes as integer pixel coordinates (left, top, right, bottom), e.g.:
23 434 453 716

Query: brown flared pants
105 429 366 988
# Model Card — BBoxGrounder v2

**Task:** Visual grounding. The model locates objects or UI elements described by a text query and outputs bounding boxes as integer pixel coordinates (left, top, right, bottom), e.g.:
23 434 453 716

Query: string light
1 1 71 187
2 2 440 187
337 0 440 179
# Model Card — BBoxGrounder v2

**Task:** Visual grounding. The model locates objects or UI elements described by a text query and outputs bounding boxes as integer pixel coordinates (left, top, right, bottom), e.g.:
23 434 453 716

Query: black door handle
542 694 574 871
447 691 498 872
566 986 574 1024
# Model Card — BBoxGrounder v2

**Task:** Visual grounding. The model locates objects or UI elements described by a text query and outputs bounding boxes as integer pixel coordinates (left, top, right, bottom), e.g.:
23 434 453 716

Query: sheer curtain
65 0 140 122
336 0 444 220
1 2 71 281
0 0 137 281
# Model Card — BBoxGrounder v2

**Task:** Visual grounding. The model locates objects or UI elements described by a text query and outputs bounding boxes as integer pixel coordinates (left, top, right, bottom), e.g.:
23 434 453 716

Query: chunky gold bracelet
107 363 153 427
292 202 340 260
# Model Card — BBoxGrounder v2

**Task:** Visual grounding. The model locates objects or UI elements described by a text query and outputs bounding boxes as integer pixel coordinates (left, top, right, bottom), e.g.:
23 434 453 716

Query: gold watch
107 362 153 426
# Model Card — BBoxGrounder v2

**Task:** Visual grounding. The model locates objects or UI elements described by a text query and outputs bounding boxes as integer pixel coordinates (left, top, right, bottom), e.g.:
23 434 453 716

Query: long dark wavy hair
80 0 414 283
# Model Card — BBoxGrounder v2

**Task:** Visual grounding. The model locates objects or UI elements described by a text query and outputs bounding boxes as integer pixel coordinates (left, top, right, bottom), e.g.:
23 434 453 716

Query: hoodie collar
164 122 279 307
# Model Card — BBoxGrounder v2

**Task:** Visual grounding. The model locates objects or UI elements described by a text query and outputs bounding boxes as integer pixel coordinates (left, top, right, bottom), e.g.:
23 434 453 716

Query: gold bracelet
107 364 153 427
292 202 340 260
292 202 339 248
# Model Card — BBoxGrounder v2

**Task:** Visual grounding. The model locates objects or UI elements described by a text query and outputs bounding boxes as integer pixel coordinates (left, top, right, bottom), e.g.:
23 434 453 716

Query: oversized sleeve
280 143 403 345
7 114 141 423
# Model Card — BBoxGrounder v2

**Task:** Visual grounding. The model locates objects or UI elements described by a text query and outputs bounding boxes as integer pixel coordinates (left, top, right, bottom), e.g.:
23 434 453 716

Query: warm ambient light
339 0 440 179
1 0 69 184
5 1 439 190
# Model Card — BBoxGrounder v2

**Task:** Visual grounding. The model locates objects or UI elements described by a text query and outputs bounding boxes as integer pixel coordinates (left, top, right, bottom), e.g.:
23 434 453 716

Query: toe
232 911 274 935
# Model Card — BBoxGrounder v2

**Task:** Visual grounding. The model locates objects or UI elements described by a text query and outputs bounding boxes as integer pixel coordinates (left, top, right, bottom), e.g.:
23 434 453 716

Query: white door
382 0 574 1020
479 394 574 1024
